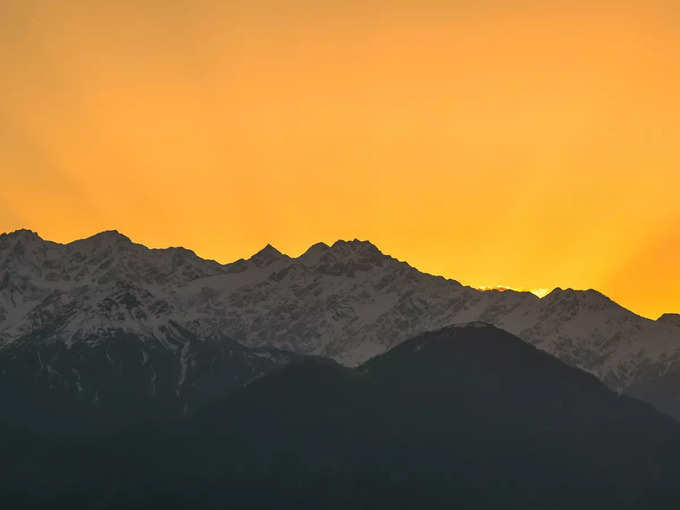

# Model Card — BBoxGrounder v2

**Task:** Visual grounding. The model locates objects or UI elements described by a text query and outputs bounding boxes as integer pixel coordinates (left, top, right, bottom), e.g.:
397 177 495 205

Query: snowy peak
542 287 618 312
249 244 288 268
1 229 43 242
0 230 57 279
67 230 134 255
330 239 383 257
304 239 389 276
298 242 330 266
0 229 230 293
545 287 601 299
0 229 46 254
75 230 132 245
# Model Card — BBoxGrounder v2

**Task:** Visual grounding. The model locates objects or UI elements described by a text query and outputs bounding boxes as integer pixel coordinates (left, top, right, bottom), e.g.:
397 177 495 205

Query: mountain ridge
5 228 671 317
6 323 678 509
2 228 680 422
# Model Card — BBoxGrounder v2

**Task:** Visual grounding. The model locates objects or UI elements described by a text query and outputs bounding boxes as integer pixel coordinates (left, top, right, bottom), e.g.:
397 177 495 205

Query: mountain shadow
4 323 680 509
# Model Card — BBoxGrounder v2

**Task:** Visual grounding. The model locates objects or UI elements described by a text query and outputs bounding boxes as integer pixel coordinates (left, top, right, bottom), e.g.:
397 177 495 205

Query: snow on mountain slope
1 229 680 420
0 230 299 429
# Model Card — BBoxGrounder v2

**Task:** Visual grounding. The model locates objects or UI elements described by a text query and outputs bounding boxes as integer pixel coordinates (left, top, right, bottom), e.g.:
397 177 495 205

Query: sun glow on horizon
476 286 552 299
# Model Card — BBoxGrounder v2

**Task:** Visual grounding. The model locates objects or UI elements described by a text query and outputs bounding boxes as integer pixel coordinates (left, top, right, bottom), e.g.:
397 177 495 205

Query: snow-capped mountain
1 229 680 424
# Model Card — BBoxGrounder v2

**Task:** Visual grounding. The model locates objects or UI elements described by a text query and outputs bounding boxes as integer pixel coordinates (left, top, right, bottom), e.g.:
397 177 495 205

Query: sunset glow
478 286 551 299
2 1 680 318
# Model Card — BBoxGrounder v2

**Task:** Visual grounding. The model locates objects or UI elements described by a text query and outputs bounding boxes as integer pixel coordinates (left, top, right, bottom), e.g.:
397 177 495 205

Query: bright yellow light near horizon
476 286 551 299
530 289 551 299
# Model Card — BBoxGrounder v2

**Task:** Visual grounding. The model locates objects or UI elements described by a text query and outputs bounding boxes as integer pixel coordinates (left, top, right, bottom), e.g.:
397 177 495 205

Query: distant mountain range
1 228 680 428
3 324 680 508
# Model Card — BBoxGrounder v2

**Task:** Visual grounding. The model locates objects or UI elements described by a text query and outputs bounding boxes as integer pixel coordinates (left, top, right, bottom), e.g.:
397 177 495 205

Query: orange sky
1 1 679 318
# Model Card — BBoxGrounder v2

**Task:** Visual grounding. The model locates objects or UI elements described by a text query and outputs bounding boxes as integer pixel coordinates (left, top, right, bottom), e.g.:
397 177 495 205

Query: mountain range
1 228 679 427
3 324 680 508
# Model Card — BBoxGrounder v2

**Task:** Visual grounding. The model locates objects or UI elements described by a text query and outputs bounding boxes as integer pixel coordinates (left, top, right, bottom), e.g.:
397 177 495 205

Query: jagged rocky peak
298 242 330 265
331 239 382 255
249 244 287 268
542 287 615 310
71 230 133 249
0 230 56 269
172 246 224 272
2 228 42 241
154 244 207 263
544 287 576 298
330 239 386 263
297 239 389 276
60 231 137 275
0 229 44 250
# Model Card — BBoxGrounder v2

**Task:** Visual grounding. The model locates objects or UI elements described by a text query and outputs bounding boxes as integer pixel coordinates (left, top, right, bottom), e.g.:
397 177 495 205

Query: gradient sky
1 1 679 318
